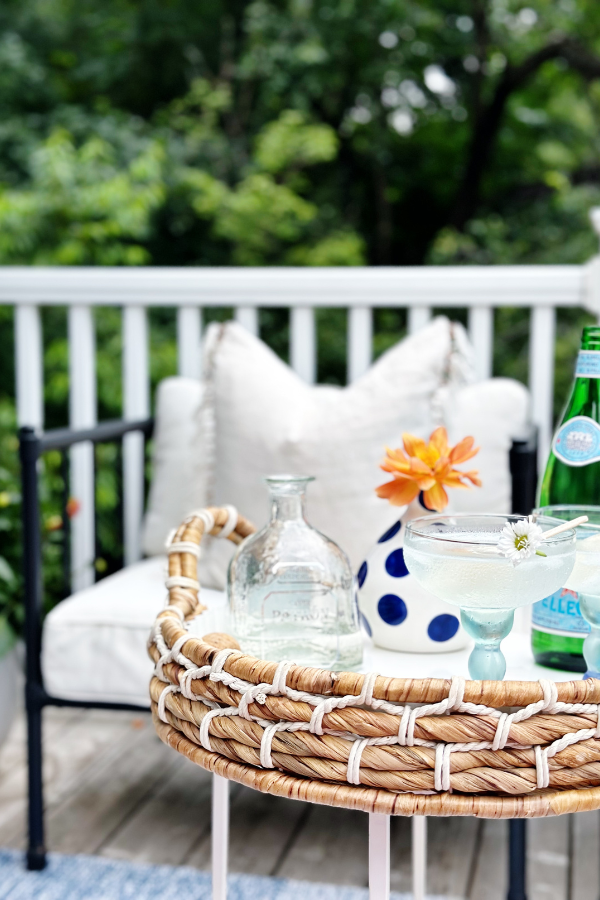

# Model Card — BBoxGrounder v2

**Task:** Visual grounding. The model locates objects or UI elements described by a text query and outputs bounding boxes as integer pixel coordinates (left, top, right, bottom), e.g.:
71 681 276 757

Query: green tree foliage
2 0 600 637
1 0 600 266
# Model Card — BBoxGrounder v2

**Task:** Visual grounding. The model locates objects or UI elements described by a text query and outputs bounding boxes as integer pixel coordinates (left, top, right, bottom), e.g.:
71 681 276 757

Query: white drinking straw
541 515 589 541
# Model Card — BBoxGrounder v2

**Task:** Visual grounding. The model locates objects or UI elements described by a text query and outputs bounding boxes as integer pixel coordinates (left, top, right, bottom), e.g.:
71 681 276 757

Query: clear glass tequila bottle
227 475 363 670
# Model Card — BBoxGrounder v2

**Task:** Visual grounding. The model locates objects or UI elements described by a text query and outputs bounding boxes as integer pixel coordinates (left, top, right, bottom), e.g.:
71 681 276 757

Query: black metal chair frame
19 420 537 900
19 418 153 871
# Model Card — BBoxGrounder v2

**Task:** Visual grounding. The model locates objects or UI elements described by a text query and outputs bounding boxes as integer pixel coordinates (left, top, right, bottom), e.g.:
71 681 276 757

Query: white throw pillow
444 378 530 515
142 320 530 590
199 317 479 588
142 376 212 557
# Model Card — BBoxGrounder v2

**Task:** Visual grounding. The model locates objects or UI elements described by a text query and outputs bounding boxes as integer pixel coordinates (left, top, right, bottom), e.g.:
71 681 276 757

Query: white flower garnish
497 520 544 566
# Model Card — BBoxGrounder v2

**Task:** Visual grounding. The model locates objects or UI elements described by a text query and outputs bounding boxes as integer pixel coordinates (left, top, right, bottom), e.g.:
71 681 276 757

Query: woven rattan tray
149 507 600 818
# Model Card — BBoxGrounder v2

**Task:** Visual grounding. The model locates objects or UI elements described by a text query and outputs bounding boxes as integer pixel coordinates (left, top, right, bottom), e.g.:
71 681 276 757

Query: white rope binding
153 527 600 794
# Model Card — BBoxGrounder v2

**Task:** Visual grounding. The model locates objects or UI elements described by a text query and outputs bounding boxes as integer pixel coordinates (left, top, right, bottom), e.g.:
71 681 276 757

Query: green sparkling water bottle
532 326 600 671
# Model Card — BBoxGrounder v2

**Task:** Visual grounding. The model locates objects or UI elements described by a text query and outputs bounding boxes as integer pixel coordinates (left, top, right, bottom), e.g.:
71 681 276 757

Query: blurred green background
2 0 600 639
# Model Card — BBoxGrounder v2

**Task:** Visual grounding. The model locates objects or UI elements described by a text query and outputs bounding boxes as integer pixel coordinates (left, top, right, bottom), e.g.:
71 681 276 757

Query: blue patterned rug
0 849 416 900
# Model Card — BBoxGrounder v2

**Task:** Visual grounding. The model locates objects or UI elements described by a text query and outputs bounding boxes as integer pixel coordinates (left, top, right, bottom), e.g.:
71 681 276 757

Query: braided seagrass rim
148 506 600 819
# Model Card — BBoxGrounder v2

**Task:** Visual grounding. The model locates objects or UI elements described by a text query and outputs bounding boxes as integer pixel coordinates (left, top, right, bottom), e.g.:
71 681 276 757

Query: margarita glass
536 505 600 678
404 514 576 680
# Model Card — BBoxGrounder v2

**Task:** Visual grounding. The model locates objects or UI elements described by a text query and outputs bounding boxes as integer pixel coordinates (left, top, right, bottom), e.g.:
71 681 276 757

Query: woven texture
149 507 600 819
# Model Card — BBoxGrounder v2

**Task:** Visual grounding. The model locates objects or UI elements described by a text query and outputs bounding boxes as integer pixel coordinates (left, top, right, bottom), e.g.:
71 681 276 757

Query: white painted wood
177 307 202 380
369 813 390 900
122 306 149 566
469 306 494 381
408 307 431 335
572 811 599 900
212 774 229 900
528 815 569 900
347 306 372 383
278 803 367 885
0 265 583 308
14 304 43 429
529 306 556 468
234 307 259 336
68 306 96 592
291 307 316 383
412 817 427 900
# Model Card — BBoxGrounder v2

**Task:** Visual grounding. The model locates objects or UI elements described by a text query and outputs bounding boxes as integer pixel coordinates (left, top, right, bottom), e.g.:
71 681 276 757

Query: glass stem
460 608 515 680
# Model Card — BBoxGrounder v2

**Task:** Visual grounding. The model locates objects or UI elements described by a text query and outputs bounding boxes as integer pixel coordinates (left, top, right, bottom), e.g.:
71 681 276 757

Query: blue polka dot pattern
360 612 372 637
357 561 368 588
377 594 407 626
385 548 409 578
427 614 459 642
378 521 401 543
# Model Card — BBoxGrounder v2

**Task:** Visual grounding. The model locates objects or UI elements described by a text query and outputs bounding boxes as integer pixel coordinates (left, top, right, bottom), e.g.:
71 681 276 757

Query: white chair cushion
42 557 227 707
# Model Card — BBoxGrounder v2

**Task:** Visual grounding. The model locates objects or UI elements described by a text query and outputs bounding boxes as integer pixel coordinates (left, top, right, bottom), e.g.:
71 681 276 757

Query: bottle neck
270 490 306 522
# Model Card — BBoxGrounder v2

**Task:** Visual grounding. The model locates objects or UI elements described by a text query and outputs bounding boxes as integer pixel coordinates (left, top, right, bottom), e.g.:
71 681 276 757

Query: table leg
369 813 390 900
212 774 229 900
507 819 527 900
412 816 427 900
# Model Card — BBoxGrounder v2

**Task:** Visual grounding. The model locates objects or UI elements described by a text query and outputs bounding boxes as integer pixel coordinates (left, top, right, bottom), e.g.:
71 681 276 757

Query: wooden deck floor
0 707 598 899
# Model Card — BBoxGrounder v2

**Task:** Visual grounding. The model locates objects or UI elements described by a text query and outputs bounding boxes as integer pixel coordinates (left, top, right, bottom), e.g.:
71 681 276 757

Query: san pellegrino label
553 416 600 466
575 349 600 378
533 326 600 671
531 587 589 636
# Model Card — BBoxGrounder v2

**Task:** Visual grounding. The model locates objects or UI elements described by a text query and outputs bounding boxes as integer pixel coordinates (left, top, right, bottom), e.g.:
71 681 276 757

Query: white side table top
197 595 580 684
363 630 578 682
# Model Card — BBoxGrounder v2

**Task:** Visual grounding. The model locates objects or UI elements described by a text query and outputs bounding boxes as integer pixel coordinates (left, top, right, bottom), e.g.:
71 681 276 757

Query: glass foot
460 608 515 681
580 606 600 677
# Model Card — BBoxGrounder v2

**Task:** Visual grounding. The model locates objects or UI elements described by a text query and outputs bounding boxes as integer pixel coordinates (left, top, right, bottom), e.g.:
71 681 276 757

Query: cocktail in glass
404 514 576 680
536 505 600 678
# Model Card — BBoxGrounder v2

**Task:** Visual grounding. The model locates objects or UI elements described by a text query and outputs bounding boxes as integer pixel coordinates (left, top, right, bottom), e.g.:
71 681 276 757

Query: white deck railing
3 244 600 593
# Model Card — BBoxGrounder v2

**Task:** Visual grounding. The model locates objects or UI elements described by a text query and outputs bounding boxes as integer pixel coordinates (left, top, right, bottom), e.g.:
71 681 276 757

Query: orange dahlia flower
376 426 481 512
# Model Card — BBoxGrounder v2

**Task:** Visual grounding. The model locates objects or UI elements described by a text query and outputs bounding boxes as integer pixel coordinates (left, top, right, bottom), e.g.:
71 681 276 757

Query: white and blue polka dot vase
357 496 470 653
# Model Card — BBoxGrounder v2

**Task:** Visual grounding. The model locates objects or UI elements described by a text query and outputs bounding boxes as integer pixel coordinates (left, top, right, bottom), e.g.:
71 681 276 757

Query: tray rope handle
160 504 256 625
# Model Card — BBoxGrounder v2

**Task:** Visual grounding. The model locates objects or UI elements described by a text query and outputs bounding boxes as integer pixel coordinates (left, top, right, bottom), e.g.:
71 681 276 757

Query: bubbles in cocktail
405 529 576 611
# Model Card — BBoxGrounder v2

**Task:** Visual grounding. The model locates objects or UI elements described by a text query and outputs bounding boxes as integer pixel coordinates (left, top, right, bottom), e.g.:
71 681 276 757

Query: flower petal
384 446 409 463
449 436 479 465
402 433 427 459
413 475 437 490
381 458 411 475
430 427 449 457
422 482 449 511
409 457 434 477
376 478 420 507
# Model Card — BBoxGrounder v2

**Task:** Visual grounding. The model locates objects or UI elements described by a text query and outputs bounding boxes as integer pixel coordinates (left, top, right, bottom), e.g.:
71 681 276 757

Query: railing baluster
408 307 432 335
347 306 372 383
68 306 96 591
468 306 494 381
15 305 43 429
529 306 556 468
234 306 259 336
177 307 202 380
122 306 149 566
290 307 316 383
